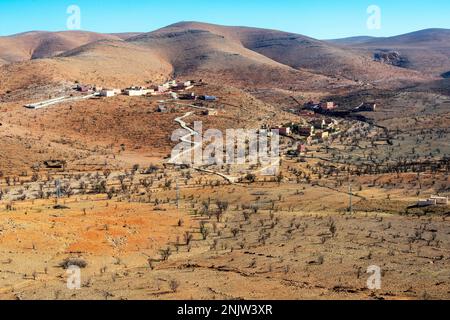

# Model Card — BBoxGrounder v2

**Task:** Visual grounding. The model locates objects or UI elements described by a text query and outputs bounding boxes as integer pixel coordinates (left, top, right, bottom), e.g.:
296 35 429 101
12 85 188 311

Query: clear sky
1 0 449 38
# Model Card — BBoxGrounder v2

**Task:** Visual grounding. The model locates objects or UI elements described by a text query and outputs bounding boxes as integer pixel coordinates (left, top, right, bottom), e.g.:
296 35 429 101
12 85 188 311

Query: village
22 78 349 163
24 79 217 110
19 78 448 212
260 99 374 160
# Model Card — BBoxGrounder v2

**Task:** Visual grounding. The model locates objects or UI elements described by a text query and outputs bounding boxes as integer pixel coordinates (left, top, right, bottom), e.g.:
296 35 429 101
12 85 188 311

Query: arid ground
0 22 449 300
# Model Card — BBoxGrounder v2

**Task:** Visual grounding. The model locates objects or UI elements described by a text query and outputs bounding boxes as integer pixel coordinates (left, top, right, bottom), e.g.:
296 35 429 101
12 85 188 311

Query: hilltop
0 22 438 94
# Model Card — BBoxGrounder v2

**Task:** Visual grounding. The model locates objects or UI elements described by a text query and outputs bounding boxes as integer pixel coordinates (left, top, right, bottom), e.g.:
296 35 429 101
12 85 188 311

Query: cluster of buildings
258 109 342 158
146 80 196 96
76 84 93 93
302 100 377 114
286 143 308 157
304 101 339 113
121 80 196 97
75 79 222 117
102 80 219 102
268 117 339 143
417 196 449 207
75 80 205 99
202 109 219 116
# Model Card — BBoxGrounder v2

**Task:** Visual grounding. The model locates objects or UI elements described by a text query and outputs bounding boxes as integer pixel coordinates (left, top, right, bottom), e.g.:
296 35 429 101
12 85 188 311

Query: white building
100 89 116 97
430 196 449 205
124 88 151 96
162 80 176 89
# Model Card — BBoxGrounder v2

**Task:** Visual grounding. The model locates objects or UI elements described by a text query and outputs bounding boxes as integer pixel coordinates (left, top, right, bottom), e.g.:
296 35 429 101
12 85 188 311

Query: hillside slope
333 29 450 77
0 39 173 92
0 31 122 63
127 28 336 88
0 22 437 94
157 22 426 84
0 26 343 93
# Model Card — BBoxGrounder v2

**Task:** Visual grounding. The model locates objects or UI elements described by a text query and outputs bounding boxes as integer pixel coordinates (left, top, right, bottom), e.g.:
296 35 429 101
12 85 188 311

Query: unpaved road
167 101 280 183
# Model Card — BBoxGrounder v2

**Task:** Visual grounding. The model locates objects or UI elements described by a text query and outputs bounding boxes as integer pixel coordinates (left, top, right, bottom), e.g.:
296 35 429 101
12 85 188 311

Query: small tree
160 247 172 261
215 201 229 222
107 187 116 200
329 221 337 238
243 211 251 222
184 231 193 246
200 222 209 240
169 279 179 293
245 173 256 183
214 210 223 222
217 200 229 212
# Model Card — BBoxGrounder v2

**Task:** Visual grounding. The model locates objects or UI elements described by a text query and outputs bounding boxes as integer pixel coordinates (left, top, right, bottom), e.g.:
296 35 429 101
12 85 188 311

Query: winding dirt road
165 101 280 184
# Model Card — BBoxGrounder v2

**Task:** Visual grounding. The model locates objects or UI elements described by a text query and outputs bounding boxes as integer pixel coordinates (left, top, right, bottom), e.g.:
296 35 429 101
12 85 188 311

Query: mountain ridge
0 22 443 93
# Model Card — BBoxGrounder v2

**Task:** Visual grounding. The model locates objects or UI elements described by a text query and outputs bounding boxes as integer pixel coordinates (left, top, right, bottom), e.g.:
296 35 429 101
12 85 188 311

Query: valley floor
0 82 449 300
0 178 448 300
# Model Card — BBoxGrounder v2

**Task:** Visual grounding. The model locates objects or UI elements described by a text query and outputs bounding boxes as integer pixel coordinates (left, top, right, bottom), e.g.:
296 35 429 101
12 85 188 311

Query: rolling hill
0 31 123 63
327 36 378 45
152 22 425 84
0 22 440 94
0 39 173 92
126 27 336 89
331 28 450 77
0 25 344 93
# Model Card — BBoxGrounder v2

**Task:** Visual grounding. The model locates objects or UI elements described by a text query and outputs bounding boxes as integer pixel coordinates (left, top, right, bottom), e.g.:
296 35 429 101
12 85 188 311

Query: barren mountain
55 39 173 86
127 27 336 89
327 36 378 45
110 32 143 40
154 22 426 85
361 28 450 46
0 31 122 63
0 22 441 94
0 39 173 92
0 25 345 92
332 28 450 77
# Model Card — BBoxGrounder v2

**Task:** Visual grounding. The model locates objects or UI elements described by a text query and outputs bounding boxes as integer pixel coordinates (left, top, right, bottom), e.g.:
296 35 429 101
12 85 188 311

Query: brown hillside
0 27 346 92
0 40 173 91
109 32 143 40
128 28 336 89
157 22 427 85
334 29 450 77
0 22 442 94
0 31 122 63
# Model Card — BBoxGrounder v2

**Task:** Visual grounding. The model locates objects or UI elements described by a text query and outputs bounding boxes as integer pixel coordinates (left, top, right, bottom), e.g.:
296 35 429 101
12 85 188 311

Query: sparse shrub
160 247 172 261
200 222 209 240
169 279 180 293
231 228 240 238
184 231 193 245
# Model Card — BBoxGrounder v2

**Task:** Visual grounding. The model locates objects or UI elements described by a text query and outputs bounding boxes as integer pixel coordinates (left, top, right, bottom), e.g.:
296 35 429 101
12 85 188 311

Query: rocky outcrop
374 50 409 67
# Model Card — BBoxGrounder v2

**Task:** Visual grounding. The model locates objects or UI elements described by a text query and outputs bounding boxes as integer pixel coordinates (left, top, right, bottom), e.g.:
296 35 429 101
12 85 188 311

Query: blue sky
0 0 449 38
